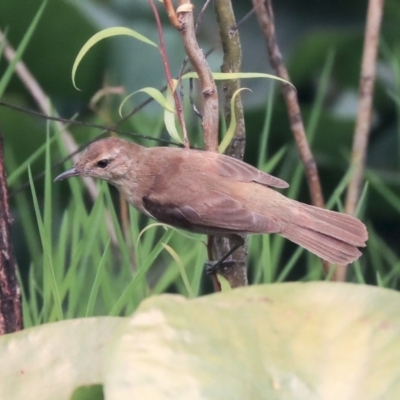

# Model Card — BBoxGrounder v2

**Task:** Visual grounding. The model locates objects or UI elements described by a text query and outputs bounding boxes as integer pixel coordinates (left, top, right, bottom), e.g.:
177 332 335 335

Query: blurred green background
1 0 400 295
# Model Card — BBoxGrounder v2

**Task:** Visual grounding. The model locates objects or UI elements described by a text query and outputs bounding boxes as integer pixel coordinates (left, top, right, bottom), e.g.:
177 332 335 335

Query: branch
251 0 325 209
177 0 219 151
0 134 22 334
336 0 384 281
345 0 384 215
214 0 248 287
252 0 334 276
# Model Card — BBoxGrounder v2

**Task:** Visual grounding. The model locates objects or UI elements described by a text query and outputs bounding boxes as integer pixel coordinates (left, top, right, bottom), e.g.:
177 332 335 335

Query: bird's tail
281 202 368 264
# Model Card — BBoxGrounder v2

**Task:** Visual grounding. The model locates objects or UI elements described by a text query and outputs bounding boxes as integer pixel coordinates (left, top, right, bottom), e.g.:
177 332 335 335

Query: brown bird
55 137 368 264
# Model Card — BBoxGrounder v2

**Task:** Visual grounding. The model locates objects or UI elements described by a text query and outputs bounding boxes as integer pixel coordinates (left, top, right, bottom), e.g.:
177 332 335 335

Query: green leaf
182 71 295 89
161 243 193 298
72 27 158 90
219 88 251 153
0 317 123 400
104 282 400 399
119 87 175 117
164 79 183 144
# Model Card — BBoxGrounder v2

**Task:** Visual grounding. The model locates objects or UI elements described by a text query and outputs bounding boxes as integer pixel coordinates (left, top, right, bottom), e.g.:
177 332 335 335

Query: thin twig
214 0 248 287
0 101 181 147
163 0 180 28
150 0 189 148
251 0 324 208
345 0 384 215
252 0 332 275
336 0 384 281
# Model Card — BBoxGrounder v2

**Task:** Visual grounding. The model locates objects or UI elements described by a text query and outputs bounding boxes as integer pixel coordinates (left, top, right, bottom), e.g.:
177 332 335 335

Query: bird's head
54 137 135 183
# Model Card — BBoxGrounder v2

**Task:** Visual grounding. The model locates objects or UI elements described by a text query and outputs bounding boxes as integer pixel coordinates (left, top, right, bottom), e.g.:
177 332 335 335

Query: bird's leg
205 234 245 275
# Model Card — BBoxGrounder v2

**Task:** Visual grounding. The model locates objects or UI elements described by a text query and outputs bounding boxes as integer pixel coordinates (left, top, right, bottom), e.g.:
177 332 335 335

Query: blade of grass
110 228 174 316
28 165 63 321
86 239 111 317
306 50 335 142
0 0 48 97
6 151 41 262
162 243 193 297
257 83 275 165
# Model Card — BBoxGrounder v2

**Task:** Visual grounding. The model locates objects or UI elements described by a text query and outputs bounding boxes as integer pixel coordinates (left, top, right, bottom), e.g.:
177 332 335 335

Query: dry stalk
252 0 333 275
335 0 384 281
251 0 324 208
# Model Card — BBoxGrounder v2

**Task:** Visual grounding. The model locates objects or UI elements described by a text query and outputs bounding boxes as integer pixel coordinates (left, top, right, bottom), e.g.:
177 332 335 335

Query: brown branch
252 0 333 276
335 0 384 281
252 0 324 209
0 134 22 334
345 0 383 215
214 0 248 287
177 0 219 151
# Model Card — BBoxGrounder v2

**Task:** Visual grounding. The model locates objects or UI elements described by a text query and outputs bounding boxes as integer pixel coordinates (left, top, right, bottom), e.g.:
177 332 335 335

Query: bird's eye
96 159 109 168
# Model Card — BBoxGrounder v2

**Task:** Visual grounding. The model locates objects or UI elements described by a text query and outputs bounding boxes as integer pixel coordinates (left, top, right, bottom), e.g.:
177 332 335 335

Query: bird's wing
210 152 289 189
142 193 283 234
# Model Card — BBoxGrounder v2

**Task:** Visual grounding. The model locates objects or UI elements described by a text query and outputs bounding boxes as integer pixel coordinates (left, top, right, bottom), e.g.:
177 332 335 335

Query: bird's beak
54 167 80 182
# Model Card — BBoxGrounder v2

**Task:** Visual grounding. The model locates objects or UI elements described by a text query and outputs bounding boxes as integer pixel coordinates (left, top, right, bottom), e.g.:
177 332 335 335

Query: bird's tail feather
281 202 368 264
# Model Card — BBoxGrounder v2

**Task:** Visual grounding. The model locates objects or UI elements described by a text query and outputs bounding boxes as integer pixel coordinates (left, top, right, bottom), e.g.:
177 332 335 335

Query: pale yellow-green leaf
72 27 158 90
0 317 123 400
119 87 174 117
164 80 183 144
136 223 202 248
104 282 400 399
218 88 251 153
182 71 295 89
136 223 169 247
161 243 193 297
217 274 232 291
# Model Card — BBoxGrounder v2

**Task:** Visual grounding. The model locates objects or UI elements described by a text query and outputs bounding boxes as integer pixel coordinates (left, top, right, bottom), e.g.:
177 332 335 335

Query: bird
55 137 368 265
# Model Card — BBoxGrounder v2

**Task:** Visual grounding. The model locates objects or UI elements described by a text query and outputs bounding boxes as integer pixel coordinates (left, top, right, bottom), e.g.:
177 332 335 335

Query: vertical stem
253 0 332 275
149 0 190 147
0 134 22 334
252 0 325 209
345 0 384 215
336 0 384 281
214 0 248 287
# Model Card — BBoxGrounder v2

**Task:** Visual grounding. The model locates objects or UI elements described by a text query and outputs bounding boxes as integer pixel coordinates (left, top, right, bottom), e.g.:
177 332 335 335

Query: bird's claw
205 259 237 275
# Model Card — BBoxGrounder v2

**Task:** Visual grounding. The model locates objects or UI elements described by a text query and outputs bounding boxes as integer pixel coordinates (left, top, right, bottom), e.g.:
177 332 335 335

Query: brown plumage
55 137 368 264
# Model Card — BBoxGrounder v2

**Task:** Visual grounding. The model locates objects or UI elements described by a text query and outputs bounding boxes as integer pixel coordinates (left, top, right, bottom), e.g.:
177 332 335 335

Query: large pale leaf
0 317 123 400
104 282 400 399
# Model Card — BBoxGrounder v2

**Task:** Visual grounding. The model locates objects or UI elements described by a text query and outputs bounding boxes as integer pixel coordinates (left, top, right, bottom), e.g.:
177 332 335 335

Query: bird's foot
205 259 237 275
